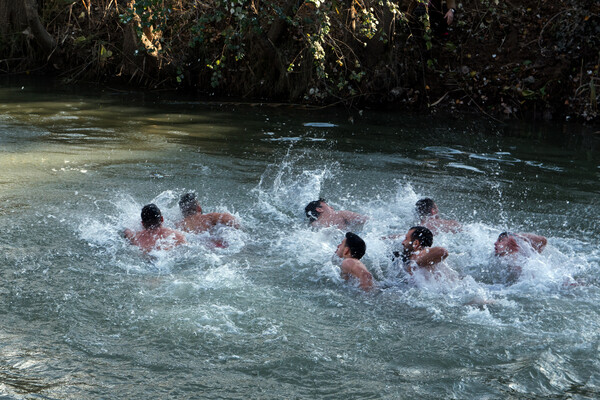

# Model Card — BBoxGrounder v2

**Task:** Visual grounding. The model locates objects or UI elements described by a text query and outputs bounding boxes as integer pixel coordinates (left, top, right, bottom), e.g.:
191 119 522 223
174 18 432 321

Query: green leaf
521 89 535 97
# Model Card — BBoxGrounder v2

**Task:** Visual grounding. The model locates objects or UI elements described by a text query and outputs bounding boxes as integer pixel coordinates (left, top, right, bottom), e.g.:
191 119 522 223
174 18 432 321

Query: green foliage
114 0 411 100
120 0 171 35
17 0 595 121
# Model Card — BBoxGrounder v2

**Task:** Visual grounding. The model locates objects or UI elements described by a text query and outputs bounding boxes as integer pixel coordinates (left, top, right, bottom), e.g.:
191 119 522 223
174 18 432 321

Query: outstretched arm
415 247 448 269
518 233 547 253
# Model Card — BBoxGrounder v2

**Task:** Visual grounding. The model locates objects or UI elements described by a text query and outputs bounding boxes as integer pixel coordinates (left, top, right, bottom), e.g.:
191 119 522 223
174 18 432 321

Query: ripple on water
446 162 485 173
2 106 600 399
302 122 337 128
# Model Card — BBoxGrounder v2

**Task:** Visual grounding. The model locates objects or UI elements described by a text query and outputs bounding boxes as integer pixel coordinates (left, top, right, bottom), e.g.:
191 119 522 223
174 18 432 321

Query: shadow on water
1 76 598 159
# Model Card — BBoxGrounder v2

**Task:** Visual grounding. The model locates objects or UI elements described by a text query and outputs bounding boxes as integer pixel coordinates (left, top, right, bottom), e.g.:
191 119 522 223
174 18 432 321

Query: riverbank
0 0 598 124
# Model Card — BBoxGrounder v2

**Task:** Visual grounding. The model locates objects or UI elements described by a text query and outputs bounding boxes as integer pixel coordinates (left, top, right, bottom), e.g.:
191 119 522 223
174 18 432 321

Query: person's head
141 204 163 229
305 198 329 222
402 226 433 253
415 198 438 219
336 232 366 260
179 193 201 217
494 232 519 256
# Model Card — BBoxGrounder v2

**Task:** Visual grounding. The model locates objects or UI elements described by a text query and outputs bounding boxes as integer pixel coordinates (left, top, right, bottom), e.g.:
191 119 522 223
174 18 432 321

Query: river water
0 82 599 399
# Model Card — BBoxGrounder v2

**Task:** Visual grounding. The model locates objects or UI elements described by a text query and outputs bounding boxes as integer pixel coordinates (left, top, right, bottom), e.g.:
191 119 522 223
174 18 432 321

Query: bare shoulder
518 232 547 252
414 246 448 267
341 258 373 290
213 212 239 227
341 258 362 269
176 215 196 230
441 219 462 233
425 218 461 234
178 214 211 232
341 258 368 274
340 210 368 224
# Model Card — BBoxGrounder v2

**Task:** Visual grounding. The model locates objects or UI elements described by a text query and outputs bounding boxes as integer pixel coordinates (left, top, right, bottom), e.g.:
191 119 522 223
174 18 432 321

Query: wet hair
415 198 436 218
179 193 198 217
409 226 433 247
305 198 326 223
345 232 366 260
141 204 162 229
497 232 513 240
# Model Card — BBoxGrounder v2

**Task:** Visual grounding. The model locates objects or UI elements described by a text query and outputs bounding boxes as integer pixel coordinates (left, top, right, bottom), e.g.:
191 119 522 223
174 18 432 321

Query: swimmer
335 232 373 291
399 226 449 275
305 198 368 230
494 231 547 280
415 198 461 234
124 204 186 252
494 231 547 257
176 192 239 233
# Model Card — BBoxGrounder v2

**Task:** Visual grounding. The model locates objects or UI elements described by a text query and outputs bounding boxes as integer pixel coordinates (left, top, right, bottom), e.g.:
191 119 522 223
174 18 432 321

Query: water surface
0 83 599 399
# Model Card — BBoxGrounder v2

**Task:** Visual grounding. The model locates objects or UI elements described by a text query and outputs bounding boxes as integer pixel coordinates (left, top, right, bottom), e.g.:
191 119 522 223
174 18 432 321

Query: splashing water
1 85 599 398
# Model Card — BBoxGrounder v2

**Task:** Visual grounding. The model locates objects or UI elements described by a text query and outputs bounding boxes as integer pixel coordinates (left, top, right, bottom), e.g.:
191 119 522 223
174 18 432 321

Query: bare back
125 227 186 252
422 217 462 234
313 210 367 230
177 212 238 233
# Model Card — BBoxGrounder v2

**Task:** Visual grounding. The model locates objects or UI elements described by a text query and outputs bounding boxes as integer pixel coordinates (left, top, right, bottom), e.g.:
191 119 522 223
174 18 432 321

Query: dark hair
497 231 513 240
179 193 198 217
409 226 433 247
345 232 366 260
305 198 325 222
415 198 436 218
141 204 162 229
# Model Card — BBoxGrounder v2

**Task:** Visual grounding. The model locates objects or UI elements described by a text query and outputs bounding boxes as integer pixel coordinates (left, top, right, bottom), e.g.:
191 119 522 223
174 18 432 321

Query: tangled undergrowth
0 0 598 122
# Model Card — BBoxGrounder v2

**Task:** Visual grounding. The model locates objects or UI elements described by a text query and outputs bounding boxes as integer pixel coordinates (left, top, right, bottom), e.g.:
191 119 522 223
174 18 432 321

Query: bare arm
220 213 240 228
341 259 373 291
441 219 462 233
209 213 240 228
445 0 456 24
414 247 449 269
518 233 547 253
339 210 368 225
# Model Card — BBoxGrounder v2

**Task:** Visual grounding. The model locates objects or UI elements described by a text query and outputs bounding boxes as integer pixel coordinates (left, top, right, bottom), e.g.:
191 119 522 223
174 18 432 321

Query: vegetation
0 0 598 122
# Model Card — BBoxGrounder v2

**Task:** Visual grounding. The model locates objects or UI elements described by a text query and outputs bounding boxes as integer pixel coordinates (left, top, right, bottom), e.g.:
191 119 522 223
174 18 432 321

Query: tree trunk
23 0 56 54
0 0 56 55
